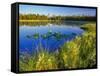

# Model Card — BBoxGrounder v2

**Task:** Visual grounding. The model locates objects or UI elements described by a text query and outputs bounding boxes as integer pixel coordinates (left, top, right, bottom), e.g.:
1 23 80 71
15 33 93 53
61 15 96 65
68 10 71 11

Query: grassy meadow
19 22 96 71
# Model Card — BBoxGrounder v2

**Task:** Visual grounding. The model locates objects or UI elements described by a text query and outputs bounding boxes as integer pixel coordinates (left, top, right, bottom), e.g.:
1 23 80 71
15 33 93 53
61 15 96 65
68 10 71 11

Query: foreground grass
19 22 96 71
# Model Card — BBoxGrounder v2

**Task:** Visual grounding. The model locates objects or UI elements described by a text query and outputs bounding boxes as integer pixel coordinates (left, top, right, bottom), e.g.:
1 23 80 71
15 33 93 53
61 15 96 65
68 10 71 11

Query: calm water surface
19 23 84 53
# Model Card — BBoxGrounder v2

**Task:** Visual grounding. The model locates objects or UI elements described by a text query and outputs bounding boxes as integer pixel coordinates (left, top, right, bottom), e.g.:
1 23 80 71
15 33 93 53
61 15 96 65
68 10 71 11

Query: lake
19 22 85 53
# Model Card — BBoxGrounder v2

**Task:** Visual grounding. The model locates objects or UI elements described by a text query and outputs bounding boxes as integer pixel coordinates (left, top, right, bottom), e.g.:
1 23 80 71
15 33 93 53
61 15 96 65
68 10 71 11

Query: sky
19 4 96 16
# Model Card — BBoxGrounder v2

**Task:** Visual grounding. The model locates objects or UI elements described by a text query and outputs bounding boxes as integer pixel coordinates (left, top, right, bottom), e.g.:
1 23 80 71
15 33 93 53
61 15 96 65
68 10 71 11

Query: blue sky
19 4 96 16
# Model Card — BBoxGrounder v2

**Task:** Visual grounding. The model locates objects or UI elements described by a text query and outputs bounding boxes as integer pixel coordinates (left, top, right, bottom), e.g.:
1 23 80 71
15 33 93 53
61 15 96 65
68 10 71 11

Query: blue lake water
19 24 84 53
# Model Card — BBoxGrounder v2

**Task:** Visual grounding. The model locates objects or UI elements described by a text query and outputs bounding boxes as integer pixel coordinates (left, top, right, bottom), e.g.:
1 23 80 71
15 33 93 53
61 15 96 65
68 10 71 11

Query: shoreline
19 20 60 22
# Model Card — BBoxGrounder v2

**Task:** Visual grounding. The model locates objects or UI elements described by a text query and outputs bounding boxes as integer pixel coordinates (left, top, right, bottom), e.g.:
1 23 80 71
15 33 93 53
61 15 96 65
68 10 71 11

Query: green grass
19 22 96 71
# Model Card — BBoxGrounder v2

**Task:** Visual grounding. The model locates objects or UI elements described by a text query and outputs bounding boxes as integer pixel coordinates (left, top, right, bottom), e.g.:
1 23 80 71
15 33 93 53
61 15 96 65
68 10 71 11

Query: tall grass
35 51 58 70
19 50 58 71
59 30 96 69
19 22 96 71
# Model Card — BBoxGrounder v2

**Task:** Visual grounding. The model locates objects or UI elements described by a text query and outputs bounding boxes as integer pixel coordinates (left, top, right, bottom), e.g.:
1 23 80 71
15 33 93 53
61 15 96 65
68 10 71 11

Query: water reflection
19 22 84 53
19 21 87 26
